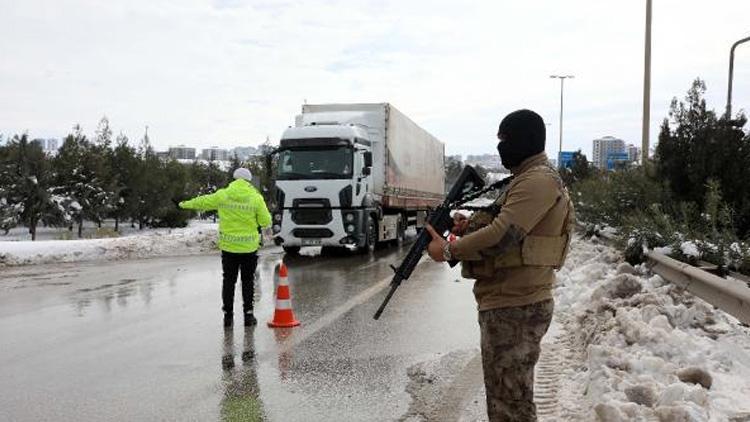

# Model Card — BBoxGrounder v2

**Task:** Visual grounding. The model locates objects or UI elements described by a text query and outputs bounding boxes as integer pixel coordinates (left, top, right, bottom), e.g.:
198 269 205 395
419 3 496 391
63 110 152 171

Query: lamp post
550 75 574 167
726 35 750 120
641 0 652 165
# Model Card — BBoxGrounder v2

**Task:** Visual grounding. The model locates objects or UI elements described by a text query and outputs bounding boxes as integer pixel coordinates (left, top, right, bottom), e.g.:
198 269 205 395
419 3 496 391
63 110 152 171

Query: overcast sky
1 0 749 159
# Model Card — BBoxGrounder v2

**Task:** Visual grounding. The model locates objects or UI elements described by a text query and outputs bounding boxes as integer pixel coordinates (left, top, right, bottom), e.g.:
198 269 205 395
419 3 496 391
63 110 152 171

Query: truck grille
291 199 332 224
292 228 334 238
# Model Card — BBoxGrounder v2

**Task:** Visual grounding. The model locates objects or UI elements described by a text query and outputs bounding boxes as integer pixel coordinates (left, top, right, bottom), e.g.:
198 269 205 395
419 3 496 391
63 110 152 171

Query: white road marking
276 260 430 354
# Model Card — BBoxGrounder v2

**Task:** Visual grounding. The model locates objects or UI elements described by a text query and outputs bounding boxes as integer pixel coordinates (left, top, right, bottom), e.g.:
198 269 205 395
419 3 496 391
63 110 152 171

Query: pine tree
1 134 66 240
152 159 191 227
54 125 112 237
109 133 138 232
656 78 750 237
131 127 168 229
0 141 21 234
228 153 243 177
95 116 113 149
561 150 594 186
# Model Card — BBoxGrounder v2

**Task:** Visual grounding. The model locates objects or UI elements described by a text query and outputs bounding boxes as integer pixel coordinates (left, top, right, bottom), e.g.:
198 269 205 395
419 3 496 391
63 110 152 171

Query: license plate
301 239 322 246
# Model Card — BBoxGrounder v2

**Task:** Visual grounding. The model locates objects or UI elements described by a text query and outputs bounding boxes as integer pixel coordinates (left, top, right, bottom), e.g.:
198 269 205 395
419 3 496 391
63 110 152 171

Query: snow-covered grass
555 235 750 421
0 221 219 266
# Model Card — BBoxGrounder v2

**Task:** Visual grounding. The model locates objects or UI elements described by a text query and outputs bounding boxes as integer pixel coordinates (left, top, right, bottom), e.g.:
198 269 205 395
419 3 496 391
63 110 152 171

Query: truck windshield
276 146 353 180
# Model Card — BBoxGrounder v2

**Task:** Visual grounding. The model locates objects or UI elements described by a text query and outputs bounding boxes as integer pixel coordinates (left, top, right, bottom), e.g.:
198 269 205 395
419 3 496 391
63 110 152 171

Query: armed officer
426 109 574 421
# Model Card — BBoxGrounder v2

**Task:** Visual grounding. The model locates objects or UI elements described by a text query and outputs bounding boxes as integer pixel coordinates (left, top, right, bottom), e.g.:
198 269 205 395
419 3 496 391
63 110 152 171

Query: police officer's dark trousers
221 251 258 316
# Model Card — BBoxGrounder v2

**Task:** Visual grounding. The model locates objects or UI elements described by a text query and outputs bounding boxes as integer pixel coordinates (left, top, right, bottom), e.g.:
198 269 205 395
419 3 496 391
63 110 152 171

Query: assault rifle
373 166 514 320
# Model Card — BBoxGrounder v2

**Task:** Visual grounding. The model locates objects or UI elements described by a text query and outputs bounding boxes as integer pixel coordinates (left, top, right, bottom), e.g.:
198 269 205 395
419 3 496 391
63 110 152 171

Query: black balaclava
496 109 546 170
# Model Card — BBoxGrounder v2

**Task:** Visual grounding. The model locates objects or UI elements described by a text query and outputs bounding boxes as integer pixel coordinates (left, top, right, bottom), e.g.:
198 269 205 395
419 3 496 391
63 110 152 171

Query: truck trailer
271 103 445 254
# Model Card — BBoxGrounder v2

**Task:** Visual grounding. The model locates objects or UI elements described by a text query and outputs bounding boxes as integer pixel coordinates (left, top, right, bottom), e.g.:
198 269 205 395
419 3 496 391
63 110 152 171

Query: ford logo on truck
304 186 318 192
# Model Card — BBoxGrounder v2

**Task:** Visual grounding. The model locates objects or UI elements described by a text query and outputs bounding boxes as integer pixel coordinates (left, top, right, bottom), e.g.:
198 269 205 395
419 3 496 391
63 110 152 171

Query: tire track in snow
535 341 564 420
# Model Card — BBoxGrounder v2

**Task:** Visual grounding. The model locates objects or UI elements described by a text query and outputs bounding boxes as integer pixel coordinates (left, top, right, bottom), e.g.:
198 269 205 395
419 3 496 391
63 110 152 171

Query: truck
271 103 445 254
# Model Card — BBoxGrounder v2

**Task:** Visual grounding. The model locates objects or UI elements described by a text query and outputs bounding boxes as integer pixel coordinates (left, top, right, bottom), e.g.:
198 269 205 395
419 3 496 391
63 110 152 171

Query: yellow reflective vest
180 179 272 253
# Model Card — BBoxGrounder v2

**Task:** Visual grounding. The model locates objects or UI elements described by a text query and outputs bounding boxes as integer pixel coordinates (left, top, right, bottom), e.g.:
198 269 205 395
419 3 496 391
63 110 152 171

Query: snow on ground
0 221 219 267
554 235 750 421
1 219 221 241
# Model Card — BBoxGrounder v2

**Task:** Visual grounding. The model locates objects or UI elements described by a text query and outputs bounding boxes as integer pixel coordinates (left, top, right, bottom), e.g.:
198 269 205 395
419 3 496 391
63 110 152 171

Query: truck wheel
283 246 300 256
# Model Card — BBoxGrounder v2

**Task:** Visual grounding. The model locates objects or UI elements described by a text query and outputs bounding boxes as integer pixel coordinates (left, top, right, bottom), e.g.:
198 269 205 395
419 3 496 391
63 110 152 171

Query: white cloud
1 0 749 160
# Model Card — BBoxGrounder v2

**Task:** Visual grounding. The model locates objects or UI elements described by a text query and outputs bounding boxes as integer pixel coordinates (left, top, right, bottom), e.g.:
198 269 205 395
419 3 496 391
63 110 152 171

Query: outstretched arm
179 191 222 212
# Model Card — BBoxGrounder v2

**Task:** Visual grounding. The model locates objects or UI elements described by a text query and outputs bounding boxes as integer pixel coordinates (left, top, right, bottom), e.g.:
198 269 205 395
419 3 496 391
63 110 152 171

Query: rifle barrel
373 279 401 320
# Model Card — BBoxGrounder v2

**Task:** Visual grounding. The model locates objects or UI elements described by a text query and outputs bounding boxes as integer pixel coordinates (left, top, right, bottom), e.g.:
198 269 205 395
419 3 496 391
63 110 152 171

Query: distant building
201 147 231 161
31 138 59 153
592 136 626 170
446 154 462 163
606 152 630 170
627 144 640 163
168 145 196 160
232 146 259 161
46 138 59 151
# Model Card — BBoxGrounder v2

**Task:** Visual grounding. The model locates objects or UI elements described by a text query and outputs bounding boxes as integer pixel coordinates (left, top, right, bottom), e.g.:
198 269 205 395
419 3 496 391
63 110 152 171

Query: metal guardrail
587 227 750 325
645 251 750 325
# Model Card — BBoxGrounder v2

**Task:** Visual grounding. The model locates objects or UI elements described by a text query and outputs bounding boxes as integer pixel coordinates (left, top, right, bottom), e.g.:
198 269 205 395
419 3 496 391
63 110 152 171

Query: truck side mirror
363 151 373 168
362 167 371 176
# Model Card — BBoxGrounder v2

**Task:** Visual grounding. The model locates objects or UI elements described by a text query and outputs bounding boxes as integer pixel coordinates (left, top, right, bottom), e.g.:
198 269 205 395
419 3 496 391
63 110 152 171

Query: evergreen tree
109 133 138 231
444 156 464 192
656 78 750 236
561 150 594 186
228 153 243 177
54 125 112 237
131 129 164 229
94 116 113 149
151 159 192 227
0 141 21 234
1 134 66 240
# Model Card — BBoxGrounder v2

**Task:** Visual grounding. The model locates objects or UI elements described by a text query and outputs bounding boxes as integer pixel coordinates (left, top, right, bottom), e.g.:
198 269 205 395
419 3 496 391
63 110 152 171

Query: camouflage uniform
449 152 573 422
478 299 553 421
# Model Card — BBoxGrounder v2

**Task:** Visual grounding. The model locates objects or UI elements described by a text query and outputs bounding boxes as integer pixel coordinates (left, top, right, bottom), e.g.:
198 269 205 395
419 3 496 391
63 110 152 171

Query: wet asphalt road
0 238 482 421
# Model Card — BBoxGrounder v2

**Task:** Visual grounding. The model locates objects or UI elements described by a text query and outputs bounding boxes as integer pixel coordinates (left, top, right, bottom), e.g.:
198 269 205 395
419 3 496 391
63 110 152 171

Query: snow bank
0 223 219 266
555 236 750 421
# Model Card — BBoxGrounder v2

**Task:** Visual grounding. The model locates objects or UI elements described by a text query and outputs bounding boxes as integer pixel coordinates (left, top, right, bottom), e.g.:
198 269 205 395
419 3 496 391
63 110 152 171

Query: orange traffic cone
268 262 300 328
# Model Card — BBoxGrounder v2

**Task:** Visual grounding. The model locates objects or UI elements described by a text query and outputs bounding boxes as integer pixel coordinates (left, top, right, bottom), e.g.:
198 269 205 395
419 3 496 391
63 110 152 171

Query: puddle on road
220 329 265 422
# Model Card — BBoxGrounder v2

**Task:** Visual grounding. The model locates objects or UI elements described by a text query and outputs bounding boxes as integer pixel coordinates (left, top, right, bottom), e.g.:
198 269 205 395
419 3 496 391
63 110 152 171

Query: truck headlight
345 213 355 222
346 224 355 233
274 213 282 222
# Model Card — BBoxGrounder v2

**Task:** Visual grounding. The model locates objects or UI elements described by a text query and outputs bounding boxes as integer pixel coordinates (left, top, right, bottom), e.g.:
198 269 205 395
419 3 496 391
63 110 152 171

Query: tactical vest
462 163 575 275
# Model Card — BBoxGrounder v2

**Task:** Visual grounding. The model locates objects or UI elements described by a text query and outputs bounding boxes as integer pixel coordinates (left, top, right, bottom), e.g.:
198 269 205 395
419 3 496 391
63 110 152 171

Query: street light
550 75 574 167
726 35 750 119
641 0 652 165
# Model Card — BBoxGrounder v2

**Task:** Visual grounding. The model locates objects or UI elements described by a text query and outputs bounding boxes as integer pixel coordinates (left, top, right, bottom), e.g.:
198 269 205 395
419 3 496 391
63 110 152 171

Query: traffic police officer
180 167 272 328
427 109 574 421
